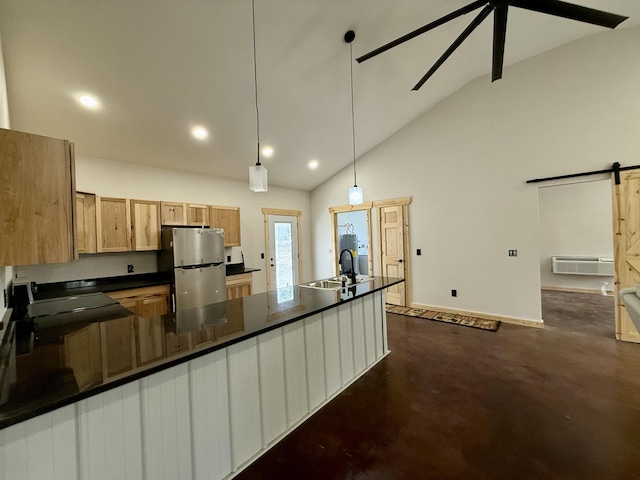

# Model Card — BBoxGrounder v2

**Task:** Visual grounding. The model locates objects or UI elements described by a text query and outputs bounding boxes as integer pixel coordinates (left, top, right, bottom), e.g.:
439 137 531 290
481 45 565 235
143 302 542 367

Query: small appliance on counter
10 277 35 319
158 227 227 312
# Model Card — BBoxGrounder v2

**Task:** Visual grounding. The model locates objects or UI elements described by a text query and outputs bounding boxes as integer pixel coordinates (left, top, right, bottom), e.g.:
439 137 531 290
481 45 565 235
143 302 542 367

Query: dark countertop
33 267 261 301
0 276 403 429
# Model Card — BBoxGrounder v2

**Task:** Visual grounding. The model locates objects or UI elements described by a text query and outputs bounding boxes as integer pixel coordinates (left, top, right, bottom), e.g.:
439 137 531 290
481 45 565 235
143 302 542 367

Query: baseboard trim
542 286 613 296
409 302 544 329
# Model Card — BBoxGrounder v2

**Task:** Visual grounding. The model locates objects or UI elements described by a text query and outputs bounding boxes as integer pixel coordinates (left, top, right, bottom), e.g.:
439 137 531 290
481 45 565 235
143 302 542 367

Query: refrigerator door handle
171 293 176 313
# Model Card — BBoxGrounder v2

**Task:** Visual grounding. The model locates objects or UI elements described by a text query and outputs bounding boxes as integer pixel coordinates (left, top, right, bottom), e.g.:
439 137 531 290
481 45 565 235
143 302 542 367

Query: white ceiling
0 0 638 191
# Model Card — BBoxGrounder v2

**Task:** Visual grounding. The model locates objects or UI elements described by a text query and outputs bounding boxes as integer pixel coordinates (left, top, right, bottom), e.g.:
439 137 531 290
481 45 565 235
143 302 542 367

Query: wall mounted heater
551 256 614 276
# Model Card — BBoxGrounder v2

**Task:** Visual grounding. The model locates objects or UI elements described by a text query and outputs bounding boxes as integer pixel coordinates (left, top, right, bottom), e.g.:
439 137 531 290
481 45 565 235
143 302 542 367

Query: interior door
266 214 300 297
380 205 406 306
613 168 640 343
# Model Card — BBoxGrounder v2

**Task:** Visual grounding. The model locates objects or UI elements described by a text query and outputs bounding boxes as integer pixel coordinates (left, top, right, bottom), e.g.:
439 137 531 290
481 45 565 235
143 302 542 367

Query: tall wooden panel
257 329 287 447
0 128 76 266
227 339 261 471
190 350 232 480
142 364 193 480
322 309 342 397
304 314 327 411
613 169 640 343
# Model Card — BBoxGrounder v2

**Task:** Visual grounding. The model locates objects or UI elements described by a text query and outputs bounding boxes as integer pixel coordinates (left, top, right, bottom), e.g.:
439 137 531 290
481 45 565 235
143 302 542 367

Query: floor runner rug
386 304 500 331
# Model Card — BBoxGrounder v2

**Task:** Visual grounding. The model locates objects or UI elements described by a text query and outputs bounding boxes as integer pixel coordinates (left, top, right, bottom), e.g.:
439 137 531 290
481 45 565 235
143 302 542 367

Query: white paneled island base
0 290 388 480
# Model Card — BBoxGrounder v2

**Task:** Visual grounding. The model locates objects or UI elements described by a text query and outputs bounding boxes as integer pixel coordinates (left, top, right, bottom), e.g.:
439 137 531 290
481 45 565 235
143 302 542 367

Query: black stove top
27 293 120 318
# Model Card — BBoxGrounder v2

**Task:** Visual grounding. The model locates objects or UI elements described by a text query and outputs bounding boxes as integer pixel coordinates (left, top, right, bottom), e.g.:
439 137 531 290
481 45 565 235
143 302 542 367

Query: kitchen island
0 276 402 480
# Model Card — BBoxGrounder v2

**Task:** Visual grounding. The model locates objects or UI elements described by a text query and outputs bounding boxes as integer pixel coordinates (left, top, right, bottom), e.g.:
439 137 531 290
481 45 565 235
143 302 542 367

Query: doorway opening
537 179 615 338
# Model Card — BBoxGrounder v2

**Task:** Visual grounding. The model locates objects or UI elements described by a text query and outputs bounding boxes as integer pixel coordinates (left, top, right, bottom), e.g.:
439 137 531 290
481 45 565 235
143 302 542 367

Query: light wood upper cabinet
131 199 161 251
161 201 187 225
76 192 97 254
96 197 132 252
0 128 76 266
187 204 210 227
211 206 241 246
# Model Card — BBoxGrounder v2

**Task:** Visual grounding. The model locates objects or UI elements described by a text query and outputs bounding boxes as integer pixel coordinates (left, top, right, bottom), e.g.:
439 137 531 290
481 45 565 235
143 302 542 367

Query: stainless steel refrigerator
158 227 227 312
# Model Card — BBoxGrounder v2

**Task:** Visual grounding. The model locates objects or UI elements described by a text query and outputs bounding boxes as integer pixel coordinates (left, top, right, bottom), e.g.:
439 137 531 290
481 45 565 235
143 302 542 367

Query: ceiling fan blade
512 0 628 29
413 5 493 91
356 0 487 64
492 5 508 82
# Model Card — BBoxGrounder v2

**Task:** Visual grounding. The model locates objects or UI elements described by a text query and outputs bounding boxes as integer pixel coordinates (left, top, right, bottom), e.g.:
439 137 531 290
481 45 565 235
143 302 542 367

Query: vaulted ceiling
0 0 638 191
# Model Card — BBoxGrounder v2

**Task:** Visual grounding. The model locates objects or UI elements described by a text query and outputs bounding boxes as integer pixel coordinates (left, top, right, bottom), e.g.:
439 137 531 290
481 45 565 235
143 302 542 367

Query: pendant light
249 0 267 192
345 30 362 205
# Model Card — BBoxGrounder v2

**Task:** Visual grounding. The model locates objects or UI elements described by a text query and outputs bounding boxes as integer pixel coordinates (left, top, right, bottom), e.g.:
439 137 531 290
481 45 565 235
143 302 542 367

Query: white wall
538 179 614 292
17 156 312 294
311 27 640 323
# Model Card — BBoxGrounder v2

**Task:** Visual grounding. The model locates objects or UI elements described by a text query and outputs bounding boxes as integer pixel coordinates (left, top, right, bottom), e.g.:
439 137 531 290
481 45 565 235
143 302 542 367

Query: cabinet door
161 201 187 225
226 273 252 299
76 192 97 254
211 206 241 246
187 204 210 227
0 128 76 265
100 316 135 378
96 196 132 252
138 296 169 317
131 199 161 251
64 323 102 390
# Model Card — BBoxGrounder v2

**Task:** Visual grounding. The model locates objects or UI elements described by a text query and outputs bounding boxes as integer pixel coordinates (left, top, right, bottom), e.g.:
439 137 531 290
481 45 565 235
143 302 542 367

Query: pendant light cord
251 0 261 166
349 41 357 187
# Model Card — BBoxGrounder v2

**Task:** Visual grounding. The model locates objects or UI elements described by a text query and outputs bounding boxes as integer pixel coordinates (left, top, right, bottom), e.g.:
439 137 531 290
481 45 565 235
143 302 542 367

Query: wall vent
551 256 614 276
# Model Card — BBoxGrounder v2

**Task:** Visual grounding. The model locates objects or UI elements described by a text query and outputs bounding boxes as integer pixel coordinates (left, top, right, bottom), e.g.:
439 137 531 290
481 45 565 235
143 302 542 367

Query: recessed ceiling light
261 145 274 158
191 126 209 140
78 94 100 109
308 159 319 170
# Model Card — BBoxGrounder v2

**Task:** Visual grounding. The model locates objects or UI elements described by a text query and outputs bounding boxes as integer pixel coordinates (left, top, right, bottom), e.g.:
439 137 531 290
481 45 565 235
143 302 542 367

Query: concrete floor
236 297 640 480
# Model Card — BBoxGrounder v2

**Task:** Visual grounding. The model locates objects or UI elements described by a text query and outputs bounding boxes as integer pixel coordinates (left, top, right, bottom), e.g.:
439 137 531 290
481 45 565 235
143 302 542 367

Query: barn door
613 169 640 343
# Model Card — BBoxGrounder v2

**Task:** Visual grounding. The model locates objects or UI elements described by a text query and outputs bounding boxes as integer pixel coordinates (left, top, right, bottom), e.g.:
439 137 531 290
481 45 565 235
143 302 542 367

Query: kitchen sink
299 279 343 290
299 276 374 290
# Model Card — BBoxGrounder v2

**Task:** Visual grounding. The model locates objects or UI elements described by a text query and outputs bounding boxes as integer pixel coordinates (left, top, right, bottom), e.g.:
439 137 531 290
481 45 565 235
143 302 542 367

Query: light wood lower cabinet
226 273 252 300
106 285 170 317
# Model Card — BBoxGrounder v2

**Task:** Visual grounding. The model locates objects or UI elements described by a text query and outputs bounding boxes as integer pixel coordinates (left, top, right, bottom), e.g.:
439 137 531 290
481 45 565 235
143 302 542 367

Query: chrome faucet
339 249 357 285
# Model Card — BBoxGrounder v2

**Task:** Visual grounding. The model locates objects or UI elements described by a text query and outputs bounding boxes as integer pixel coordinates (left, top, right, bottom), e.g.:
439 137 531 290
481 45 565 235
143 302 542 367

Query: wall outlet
261 253 265 259
451 289 457 297
508 250 518 257
127 264 134 273
417 248 422 256
227 255 232 263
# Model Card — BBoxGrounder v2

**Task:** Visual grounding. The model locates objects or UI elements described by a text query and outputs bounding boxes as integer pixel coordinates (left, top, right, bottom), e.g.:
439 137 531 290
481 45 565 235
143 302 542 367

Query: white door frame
262 208 303 292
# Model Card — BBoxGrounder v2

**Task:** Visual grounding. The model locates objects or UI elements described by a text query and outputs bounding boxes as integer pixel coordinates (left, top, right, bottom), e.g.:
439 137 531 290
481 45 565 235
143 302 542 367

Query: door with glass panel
264 211 301 297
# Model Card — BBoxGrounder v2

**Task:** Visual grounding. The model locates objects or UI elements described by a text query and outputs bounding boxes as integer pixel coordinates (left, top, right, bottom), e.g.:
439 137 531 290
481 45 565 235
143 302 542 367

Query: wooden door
131 199 161 251
380 205 406 306
76 192 97 254
96 196 131 252
64 323 102 390
613 169 640 343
